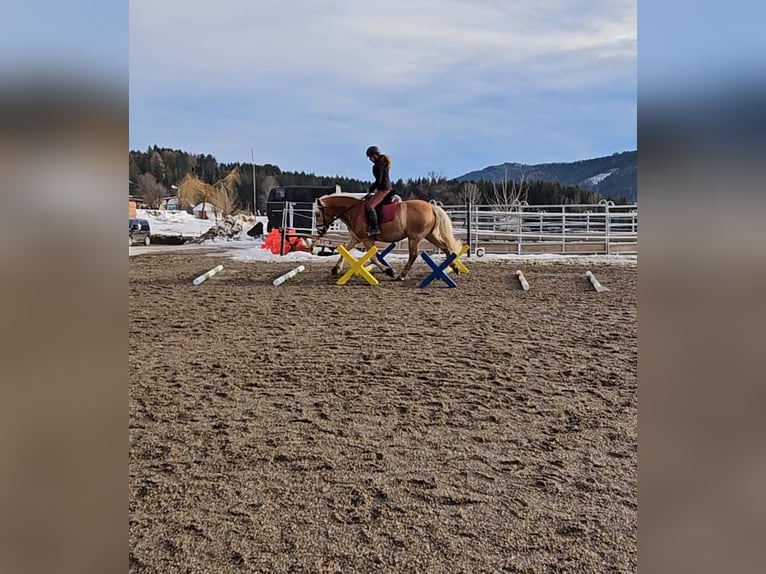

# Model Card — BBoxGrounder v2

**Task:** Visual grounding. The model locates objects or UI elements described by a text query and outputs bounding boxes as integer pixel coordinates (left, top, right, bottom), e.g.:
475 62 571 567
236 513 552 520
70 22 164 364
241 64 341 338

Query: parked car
129 218 151 246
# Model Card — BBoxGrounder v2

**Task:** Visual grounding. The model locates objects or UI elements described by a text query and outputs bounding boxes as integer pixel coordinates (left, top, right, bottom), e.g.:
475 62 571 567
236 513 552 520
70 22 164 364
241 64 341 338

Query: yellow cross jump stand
445 245 470 275
337 245 379 286
439 244 471 278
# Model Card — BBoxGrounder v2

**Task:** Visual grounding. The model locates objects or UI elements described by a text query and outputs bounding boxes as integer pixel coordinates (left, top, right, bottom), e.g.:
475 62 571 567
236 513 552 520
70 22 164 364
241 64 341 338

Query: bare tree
486 169 529 233
178 173 211 211
178 167 242 220
462 182 481 205
211 167 241 217
137 172 166 209
425 170 449 201
488 168 528 211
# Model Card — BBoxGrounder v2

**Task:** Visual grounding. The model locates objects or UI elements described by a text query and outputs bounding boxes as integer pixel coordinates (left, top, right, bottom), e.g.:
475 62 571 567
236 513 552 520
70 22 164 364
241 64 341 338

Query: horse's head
314 194 361 235
314 195 337 235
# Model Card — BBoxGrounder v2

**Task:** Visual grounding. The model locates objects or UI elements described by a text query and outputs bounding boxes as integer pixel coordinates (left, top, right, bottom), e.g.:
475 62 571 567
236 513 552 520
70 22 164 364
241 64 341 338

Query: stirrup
368 227 380 236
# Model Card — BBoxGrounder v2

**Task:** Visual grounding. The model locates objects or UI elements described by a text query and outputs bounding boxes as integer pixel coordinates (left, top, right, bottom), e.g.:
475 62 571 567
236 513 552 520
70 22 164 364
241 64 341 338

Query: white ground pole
585 270 609 292
273 265 306 286
192 264 224 286
515 270 530 291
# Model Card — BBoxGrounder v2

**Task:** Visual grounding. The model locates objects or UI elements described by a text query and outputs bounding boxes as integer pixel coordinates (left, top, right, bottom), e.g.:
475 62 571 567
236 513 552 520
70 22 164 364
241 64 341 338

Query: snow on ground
135 209 218 237
130 236 637 266
220 243 636 266
135 209 268 239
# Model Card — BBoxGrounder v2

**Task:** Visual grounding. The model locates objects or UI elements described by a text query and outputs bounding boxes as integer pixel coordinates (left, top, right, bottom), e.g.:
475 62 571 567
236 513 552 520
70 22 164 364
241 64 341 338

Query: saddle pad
380 202 398 224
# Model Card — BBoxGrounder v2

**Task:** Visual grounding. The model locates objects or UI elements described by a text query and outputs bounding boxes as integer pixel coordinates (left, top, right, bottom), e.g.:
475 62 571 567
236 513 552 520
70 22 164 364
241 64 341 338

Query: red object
262 228 282 254
261 228 308 255
285 229 308 252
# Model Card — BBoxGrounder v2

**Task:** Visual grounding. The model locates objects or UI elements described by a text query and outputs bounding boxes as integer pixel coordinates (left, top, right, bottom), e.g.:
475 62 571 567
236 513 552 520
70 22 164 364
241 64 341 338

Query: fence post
605 203 611 255
466 200 472 257
280 201 288 256
561 204 566 253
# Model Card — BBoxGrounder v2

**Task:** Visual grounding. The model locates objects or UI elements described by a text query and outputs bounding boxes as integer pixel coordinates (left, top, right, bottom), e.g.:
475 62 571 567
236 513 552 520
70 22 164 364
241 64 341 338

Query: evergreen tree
128 146 623 208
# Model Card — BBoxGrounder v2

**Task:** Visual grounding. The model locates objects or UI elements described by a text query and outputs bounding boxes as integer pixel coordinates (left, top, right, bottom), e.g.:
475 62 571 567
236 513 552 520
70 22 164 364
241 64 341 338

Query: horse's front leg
331 237 359 276
331 253 343 276
396 237 420 281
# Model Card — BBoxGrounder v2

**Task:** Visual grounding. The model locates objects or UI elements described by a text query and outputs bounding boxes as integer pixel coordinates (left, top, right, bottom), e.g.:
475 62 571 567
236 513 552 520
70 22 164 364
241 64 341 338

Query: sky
128 0 637 181
3 1 764 182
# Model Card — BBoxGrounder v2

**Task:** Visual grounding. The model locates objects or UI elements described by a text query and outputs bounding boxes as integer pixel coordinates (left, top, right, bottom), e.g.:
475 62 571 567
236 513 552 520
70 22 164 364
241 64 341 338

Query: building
192 202 221 220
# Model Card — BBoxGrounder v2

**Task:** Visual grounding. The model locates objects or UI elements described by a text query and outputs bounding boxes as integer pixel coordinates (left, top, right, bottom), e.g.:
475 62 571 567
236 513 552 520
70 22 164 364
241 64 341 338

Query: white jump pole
192 264 224 286
273 264 305 286
585 270 609 292
515 270 529 291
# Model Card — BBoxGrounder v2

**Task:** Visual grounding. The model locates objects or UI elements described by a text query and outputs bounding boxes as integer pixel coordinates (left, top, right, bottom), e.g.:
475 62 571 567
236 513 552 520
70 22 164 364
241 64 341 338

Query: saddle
355 198 400 229
379 202 398 224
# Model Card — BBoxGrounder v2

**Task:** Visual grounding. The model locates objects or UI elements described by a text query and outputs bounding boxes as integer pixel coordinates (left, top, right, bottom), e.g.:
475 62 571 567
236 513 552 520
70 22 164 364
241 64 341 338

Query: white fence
268 199 638 256
443 199 637 255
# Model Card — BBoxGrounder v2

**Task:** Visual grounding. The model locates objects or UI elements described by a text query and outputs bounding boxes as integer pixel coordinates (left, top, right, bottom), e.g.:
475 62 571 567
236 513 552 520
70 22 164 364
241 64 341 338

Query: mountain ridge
456 150 637 202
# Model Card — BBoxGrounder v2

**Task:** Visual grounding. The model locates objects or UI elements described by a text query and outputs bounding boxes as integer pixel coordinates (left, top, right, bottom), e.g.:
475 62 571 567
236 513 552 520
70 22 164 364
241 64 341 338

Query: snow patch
582 169 616 186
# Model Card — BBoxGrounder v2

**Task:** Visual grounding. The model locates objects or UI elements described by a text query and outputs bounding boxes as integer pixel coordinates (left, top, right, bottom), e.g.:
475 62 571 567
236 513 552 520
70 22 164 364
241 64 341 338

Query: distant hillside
130 145 633 210
456 151 637 203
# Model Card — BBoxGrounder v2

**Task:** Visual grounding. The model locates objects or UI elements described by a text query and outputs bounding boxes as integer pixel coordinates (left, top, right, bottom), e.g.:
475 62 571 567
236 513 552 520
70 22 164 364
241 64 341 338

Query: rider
364 145 393 236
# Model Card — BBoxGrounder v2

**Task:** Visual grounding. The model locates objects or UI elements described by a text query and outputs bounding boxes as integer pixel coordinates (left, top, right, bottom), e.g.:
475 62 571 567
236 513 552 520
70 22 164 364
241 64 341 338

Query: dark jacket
368 159 391 193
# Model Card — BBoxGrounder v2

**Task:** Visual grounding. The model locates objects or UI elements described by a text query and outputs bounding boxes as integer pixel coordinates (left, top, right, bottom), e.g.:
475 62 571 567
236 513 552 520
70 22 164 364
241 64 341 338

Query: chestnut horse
314 194 463 281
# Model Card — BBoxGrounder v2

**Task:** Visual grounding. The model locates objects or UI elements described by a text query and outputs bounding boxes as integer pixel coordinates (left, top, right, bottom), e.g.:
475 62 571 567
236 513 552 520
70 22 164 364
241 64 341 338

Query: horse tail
430 204 462 255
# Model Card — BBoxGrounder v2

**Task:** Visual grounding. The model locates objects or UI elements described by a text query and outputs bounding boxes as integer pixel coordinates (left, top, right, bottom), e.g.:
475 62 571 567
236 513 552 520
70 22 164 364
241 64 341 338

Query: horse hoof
331 268 339 276
385 268 395 278
395 275 406 282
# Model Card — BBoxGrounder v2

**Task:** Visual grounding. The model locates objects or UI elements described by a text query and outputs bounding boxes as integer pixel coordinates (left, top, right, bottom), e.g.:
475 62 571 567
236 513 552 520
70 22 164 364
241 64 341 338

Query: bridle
315 202 335 236
315 197 366 236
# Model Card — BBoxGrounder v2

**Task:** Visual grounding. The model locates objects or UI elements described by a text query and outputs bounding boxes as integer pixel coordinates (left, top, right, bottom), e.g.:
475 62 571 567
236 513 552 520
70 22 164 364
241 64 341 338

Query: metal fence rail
443 200 637 255
269 199 638 256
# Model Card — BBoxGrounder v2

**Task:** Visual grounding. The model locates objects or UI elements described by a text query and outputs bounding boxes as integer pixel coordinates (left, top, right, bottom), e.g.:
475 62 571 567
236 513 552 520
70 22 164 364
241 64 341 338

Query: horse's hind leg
360 239 395 277
375 255 396 278
396 237 420 281
426 233 462 274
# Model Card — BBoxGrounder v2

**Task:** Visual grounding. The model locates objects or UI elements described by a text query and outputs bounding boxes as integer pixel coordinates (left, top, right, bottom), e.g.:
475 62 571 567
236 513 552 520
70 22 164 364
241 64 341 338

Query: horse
314 193 463 281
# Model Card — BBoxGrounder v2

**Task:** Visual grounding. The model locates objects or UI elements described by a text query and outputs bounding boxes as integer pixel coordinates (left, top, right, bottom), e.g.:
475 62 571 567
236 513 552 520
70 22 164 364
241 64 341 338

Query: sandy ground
129 251 637 573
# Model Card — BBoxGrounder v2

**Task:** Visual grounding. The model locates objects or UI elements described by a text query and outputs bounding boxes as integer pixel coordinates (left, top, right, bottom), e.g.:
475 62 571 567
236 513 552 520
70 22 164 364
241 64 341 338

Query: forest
129 146 620 213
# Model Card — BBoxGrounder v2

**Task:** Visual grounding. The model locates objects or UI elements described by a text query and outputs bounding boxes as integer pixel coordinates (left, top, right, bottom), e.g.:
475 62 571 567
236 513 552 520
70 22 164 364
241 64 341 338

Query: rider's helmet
365 145 381 157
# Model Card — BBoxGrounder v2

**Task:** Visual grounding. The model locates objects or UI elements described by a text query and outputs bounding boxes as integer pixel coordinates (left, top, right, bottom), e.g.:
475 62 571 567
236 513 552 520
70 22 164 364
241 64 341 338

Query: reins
316 198 364 236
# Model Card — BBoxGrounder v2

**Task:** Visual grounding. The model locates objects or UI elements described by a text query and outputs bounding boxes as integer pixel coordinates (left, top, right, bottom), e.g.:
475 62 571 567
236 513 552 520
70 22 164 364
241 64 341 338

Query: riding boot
366 206 380 236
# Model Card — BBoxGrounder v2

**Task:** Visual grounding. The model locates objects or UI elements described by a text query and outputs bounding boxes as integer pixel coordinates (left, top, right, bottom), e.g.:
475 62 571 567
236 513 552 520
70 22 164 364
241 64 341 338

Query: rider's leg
365 190 389 236
365 206 380 236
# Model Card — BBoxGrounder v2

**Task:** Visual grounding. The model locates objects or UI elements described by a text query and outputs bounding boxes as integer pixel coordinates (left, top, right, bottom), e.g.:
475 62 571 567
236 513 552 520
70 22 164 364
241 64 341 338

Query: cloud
130 0 636 179
131 0 634 88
